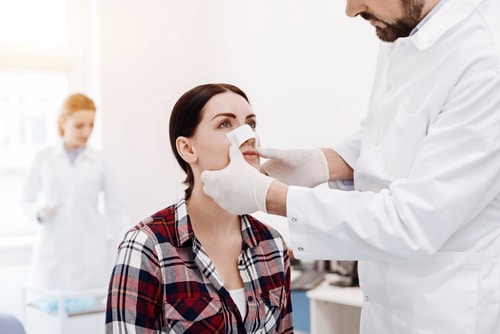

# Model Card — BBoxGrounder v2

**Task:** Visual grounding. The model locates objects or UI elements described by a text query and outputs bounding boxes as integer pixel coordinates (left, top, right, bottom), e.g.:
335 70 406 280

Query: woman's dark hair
169 83 249 199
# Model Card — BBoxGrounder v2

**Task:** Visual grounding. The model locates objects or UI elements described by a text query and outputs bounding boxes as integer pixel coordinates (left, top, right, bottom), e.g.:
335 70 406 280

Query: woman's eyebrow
211 113 257 120
211 113 236 120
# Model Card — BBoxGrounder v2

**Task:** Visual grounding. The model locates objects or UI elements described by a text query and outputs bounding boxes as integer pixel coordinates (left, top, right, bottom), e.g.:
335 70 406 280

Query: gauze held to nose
225 124 259 147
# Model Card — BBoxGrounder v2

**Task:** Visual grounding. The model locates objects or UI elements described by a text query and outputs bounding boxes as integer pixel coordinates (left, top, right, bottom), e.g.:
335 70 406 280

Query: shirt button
247 296 254 302
387 84 392 91
297 247 304 252
291 217 298 223
373 140 380 146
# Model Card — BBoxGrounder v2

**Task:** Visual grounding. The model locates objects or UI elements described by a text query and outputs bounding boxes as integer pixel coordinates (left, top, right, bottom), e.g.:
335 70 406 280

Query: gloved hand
201 144 274 215
257 147 329 187
36 205 58 222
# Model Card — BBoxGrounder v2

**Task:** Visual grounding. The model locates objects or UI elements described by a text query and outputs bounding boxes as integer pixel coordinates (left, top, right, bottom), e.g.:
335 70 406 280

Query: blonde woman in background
21 93 128 304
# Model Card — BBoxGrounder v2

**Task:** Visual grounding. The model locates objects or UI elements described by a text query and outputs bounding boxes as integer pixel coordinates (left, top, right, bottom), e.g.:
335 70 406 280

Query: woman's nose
83 126 94 138
240 137 256 148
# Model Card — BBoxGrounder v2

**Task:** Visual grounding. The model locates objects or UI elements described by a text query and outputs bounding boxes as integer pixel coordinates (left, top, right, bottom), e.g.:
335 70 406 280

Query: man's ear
176 136 197 163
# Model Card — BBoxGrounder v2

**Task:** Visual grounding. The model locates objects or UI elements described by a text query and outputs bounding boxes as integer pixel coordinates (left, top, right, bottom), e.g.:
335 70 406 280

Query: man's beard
360 0 424 42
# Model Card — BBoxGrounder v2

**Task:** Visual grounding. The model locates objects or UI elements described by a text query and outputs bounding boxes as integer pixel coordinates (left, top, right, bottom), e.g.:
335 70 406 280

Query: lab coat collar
51 143 67 158
410 0 485 50
78 145 98 161
48 142 98 161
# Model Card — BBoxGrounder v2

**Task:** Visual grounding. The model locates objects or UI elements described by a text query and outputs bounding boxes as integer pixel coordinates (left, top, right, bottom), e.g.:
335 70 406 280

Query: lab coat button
387 84 392 91
291 217 298 223
373 140 380 146
365 295 370 302
297 246 304 252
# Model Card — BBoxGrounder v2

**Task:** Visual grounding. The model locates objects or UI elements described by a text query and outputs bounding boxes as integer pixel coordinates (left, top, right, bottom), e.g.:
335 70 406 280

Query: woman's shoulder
125 202 180 242
34 143 62 156
81 145 106 160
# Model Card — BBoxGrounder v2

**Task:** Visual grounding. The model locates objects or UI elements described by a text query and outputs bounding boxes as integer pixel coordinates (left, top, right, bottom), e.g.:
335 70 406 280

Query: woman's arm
106 229 163 333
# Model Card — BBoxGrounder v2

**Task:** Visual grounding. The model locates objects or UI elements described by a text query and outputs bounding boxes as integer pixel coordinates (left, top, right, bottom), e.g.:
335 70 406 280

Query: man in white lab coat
201 0 500 332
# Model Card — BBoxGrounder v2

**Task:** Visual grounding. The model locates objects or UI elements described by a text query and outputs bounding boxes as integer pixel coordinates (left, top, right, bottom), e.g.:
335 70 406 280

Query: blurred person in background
21 93 128 308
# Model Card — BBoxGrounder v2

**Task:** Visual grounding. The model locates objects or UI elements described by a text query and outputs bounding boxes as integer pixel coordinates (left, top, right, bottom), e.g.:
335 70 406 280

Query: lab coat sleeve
20 152 43 221
102 156 129 248
327 122 362 190
331 129 362 169
288 58 500 262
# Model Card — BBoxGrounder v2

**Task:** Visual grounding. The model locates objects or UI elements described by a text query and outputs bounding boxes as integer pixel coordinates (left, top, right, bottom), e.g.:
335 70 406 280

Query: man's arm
321 147 354 181
266 148 353 216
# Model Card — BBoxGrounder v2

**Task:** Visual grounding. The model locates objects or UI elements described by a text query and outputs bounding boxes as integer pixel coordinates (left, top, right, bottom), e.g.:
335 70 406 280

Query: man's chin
375 27 399 42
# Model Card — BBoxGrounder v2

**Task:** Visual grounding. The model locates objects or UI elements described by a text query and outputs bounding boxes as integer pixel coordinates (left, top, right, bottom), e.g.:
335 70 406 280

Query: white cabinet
306 274 363 334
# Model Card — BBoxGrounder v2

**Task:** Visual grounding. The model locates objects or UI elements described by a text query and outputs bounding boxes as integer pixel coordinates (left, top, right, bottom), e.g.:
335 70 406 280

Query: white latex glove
257 147 329 187
36 205 58 222
201 144 274 215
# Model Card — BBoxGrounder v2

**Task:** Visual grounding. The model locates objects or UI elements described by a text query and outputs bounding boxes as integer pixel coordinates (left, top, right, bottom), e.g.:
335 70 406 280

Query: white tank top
229 288 247 318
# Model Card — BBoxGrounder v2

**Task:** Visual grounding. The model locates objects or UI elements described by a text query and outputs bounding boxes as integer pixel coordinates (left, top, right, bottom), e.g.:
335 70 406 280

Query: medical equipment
23 285 106 334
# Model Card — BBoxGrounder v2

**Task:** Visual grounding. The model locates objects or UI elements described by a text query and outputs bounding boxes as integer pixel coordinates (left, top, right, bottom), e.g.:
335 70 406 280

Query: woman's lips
242 150 258 160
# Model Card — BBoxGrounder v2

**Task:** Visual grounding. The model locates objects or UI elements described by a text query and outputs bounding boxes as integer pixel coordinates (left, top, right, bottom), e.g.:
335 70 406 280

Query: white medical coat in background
287 0 500 332
21 144 129 291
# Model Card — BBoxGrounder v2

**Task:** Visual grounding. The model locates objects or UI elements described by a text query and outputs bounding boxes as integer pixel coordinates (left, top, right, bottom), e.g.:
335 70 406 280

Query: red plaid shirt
106 198 293 333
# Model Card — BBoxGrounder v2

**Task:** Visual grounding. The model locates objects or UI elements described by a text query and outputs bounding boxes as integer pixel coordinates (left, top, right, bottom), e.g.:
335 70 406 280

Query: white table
306 274 363 334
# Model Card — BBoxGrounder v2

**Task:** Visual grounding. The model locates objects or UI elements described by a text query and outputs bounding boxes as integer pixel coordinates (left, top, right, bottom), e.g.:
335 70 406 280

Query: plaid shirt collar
172 197 260 249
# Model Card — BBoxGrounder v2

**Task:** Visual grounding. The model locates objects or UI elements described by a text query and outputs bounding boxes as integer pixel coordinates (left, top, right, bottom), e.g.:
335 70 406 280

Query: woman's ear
58 116 66 136
176 136 197 163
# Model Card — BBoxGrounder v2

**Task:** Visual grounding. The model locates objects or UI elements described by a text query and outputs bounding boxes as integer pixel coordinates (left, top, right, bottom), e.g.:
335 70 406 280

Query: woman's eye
247 120 257 129
219 120 231 128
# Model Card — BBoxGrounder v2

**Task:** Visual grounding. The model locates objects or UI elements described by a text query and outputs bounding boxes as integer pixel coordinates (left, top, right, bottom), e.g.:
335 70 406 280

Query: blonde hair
58 93 96 137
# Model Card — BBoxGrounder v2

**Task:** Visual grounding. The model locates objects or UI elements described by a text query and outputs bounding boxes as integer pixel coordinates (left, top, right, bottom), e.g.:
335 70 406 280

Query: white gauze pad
226 124 258 147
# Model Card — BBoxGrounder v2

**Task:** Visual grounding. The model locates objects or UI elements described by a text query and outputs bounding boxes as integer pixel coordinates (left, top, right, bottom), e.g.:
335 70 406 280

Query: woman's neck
187 187 245 290
187 190 241 240
63 142 85 152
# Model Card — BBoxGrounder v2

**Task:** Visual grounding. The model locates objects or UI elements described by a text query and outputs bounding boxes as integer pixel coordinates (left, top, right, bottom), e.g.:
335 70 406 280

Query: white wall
98 0 378 224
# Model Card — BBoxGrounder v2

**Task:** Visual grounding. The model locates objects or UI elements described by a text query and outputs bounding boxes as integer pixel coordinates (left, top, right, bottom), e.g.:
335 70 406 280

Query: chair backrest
0 313 26 334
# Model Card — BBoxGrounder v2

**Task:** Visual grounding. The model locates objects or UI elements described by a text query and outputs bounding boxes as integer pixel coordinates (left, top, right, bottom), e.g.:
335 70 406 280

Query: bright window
0 0 67 47
0 71 69 237
0 0 87 239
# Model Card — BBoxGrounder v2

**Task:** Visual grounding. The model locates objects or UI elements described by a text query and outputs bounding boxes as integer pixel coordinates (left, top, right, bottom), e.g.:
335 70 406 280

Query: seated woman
105 83 293 333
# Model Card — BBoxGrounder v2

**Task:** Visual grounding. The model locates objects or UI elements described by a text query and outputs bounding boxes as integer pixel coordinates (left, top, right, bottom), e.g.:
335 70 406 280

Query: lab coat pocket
386 252 480 334
163 296 225 333
383 105 428 178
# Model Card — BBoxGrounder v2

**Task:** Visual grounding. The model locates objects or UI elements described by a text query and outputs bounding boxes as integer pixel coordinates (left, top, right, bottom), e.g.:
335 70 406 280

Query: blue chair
0 313 26 334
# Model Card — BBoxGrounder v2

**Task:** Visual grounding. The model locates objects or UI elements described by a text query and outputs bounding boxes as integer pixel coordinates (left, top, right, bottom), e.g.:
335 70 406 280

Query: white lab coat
288 0 500 332
21 143 129 291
